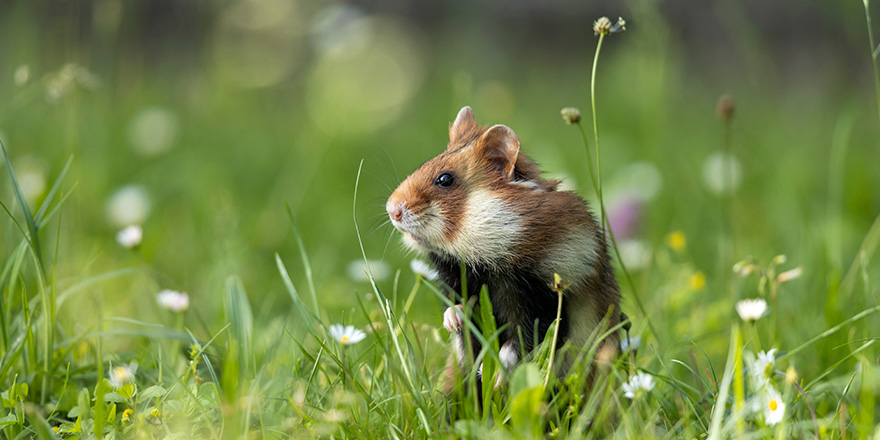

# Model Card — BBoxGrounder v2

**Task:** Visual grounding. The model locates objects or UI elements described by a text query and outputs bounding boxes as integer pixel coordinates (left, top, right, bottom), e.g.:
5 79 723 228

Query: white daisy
157 289 190 312
346 259 390 282
750 348 777 390
736 298 767 322
701 151 743 196
106 185 151 228
620 335 641 352
329 324 366 346
762 388 785 426
622 371 655 399
410 259 438 280
127 107 179 157
116 225 143 248
617 240 652 270
109 361 138 388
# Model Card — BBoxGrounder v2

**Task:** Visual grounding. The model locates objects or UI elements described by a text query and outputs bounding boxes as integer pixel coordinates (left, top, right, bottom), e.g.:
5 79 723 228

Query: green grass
1 2 880 439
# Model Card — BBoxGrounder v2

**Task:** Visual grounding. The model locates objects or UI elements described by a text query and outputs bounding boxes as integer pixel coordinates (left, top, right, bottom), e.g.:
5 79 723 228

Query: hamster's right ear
448 106 477 149
476 124 520 181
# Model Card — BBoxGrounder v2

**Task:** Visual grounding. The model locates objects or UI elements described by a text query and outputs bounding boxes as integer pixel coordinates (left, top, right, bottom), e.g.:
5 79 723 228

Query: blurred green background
1 0 878 367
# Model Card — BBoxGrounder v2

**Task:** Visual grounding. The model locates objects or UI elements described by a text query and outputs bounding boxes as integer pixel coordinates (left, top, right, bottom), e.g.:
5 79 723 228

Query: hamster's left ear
449 106 478 148
476 124 520 181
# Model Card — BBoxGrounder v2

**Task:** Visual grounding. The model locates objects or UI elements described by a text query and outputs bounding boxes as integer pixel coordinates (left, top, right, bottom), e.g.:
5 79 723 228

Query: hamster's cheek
402 233 429 254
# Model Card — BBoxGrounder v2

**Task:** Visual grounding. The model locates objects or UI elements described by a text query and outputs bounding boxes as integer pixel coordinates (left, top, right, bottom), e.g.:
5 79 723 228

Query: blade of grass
285 204 319 315
804 340 875 391
34 155 73 224
225 276 253 373
707 328 738 440
275 253 321 337
778 305 880 361
0 138 43 271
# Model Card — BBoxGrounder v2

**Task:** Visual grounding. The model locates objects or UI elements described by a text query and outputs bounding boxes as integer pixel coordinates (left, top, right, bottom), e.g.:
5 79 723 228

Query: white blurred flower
610 162 664 202
750 348 777 390
346 259 390 282
309 4 369 56
622 371 655 399
762 388 785 426
776 267 803 283
14 65 29 86
127 107 179 157
732 261 757 277
329 324 366 346
702 151 742 196
44 63 99 102
736 298 767 322
116 225 142 248
620 335 641 352
13 158 47 204
410 259 438 280
157 289 190 312
618 240 652 270
109 361 138 388
106 185 151 228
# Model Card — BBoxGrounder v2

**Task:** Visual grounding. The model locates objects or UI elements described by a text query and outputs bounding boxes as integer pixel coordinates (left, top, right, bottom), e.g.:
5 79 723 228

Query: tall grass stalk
580 22 658 342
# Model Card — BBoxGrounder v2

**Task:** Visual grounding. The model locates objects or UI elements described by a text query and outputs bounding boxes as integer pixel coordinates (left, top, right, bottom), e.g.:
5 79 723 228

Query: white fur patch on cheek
448 189 521 267
394 203 448 255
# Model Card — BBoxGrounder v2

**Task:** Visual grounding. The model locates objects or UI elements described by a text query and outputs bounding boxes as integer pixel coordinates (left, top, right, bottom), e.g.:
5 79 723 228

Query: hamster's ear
476 124 520 181
448 106 477 149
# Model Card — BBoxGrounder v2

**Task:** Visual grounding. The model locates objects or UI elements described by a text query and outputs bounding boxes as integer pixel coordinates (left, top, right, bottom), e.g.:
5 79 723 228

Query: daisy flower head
410 259 438 281
620 335 641 352
116 225 143 248
622 371 655 399
330 324 366 346
736 298 767 322
762 387 786 426
750 348 777 390
109 361 138 388
157 289 190 312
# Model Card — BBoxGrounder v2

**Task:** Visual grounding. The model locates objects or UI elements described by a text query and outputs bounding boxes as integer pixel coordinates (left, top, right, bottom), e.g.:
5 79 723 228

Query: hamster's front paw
443 304 464 333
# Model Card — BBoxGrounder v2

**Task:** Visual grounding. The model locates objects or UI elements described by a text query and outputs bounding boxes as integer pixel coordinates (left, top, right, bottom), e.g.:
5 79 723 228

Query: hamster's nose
387 200 403 222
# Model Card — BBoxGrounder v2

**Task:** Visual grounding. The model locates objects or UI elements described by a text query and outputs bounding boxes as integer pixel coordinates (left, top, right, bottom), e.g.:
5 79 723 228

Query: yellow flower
122 408 133 424
785 366 798 385
665 231 686 252
150 408 161 418
689 272 706 291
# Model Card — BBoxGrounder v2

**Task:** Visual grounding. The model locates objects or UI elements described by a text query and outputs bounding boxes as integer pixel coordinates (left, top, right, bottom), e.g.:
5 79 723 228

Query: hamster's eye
434 172 455 188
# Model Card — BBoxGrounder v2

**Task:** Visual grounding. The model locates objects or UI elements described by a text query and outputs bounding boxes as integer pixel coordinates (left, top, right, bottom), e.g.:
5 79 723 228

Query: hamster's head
386 106 538 262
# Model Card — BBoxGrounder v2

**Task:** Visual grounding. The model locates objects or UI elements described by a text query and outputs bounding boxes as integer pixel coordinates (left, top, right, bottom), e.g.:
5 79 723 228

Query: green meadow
0 1 879 438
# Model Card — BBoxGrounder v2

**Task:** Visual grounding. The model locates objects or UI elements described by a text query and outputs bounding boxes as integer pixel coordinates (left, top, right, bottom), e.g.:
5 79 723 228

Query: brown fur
387 106 621 392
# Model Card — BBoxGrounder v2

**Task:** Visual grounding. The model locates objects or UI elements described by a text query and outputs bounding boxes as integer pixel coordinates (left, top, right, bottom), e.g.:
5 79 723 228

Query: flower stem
590 34 607 232
341 347 348 389
585 31 660 343
543 289 564 390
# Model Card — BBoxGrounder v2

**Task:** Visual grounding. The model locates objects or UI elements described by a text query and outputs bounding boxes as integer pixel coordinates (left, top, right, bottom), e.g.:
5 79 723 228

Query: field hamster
386 106 621 386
